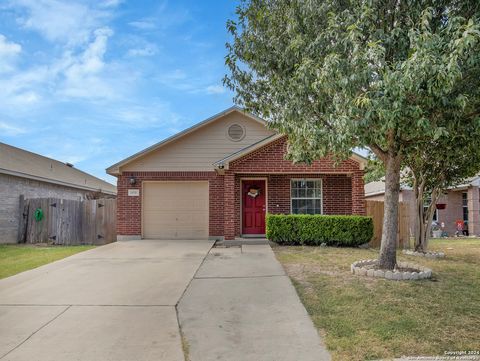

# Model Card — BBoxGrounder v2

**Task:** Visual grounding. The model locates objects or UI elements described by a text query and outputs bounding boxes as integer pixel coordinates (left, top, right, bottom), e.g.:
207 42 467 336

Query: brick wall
230 136 362 174
116 137 366 240
116 171 224 237
229 136 366 220
437 189 475 236
0 173 92 243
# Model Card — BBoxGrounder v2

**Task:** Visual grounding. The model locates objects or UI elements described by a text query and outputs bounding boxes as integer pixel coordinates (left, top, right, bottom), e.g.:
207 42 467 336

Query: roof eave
213 134 283 170
0 168 117 195
214 134 368 171
106 166 121 176
350 153 368 170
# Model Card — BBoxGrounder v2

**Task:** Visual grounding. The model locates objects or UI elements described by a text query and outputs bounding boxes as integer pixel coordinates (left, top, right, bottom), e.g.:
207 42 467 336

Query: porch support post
467 186 480 236
352 170 366 215
224 171 236 240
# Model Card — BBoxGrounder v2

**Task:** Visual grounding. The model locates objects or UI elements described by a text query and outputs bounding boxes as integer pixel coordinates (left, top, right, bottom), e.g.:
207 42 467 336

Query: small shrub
266 214 373 247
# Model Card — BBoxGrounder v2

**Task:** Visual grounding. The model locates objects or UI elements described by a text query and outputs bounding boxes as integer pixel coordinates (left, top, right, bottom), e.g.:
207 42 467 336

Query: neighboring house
0 142 117 243
107 106 367 241
365 176 480 237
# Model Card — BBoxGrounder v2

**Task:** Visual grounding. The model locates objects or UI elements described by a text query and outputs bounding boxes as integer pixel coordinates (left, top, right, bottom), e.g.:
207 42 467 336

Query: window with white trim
291 179 323 214
462 192 469 222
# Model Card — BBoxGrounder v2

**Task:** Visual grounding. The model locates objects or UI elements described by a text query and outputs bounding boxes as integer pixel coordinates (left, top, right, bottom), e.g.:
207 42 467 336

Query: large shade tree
225 0 480 269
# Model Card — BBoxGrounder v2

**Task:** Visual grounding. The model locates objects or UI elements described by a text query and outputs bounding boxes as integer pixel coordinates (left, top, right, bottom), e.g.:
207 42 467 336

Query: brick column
224 171 236 240
467 186 480 236
351 170 366 215
117 174 142 239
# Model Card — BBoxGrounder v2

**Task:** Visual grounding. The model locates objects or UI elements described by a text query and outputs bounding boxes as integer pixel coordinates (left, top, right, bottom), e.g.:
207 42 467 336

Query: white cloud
113 102 182 128
0 24 125 108
57 27 120 99
0 121 27 136
67 27 113 75
128 20 156 30
0 2 125 103
11 91 40 104
44 136 109 165
127 43 158 57
0 34 21 56
11 0 115 47
0 34 22 73
160 69 187 81
100 0 123 8
206 84 226 94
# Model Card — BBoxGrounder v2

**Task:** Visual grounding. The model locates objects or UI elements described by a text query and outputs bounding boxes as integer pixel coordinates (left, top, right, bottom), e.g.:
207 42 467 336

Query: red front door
242 180 266 235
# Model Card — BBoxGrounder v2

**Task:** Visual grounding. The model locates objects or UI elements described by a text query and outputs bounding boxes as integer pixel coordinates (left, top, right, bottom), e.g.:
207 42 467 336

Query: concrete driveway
0 240 214 361
0 240 330 361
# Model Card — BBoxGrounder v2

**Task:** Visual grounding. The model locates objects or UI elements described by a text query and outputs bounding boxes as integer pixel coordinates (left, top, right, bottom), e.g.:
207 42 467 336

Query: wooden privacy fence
18 197 116 245
366 200 410 248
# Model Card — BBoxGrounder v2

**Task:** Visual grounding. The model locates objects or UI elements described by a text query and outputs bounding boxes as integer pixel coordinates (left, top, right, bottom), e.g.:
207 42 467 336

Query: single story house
365 176 480 237
0 142 117 243
107 107 367 241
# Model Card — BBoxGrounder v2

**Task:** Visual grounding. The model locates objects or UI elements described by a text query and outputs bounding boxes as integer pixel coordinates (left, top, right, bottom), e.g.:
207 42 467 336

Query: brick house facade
108 107 367 241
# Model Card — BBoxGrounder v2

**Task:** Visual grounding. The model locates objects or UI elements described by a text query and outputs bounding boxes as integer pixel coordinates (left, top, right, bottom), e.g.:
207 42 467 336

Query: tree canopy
225 0 480 269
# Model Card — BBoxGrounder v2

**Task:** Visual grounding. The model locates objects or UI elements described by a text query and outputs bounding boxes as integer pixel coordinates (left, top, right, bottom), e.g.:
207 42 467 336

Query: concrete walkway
178 244 331 361
0 240 214 361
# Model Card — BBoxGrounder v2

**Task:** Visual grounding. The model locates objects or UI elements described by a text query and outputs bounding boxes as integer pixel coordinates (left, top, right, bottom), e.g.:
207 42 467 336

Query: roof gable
107 107 275 175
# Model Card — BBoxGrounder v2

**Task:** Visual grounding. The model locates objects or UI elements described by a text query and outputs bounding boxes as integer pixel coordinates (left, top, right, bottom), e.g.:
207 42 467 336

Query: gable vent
227 124 245 141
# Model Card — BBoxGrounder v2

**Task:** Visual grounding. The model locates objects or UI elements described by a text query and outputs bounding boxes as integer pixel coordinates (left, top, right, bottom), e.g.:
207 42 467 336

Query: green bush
266 214 373 247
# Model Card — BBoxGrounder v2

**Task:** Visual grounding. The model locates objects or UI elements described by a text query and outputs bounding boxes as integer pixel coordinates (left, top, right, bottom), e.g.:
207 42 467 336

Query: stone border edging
402 249 445 258
351 259 432 280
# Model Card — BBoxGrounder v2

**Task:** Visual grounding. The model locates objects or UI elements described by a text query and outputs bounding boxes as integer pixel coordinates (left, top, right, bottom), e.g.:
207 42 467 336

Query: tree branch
369 142 388 162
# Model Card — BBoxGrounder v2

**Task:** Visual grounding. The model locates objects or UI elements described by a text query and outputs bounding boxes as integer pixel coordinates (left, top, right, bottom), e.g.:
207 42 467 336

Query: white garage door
142 182 209 239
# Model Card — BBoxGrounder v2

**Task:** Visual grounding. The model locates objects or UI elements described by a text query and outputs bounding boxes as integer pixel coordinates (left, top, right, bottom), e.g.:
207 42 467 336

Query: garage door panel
143 182 209 239
176 214 208 226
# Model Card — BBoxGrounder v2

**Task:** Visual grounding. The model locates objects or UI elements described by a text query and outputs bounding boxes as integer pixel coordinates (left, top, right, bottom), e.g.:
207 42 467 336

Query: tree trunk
378 155 402 270
414 178 426 252
423 189 440 250
414 185 440 252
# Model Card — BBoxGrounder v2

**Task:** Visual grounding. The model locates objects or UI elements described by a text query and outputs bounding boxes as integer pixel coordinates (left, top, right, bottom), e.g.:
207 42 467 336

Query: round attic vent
227 124 245 141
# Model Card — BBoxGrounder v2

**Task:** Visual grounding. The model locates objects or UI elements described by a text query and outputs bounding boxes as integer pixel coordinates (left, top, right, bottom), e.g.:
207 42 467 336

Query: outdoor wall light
129 176 136 185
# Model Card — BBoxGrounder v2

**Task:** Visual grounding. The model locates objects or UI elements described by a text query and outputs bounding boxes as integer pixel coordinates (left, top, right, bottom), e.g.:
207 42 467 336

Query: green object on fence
34 208 44 222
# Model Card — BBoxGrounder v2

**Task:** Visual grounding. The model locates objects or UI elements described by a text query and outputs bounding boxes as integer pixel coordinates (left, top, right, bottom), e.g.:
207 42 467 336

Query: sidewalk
178 244 331 361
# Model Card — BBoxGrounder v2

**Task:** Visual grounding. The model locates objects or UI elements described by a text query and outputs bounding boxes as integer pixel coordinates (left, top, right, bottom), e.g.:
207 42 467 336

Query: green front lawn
273 238 480 361
0 244 95 280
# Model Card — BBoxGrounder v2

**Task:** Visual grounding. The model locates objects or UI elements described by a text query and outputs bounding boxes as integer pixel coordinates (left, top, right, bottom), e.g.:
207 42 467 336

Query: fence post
17 195 27 243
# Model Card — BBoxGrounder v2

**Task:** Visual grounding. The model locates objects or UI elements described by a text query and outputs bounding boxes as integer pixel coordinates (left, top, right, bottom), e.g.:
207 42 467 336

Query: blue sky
0 0 237 184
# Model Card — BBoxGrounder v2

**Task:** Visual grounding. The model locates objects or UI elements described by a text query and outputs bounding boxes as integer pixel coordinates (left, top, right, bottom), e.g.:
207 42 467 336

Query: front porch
222 172 365 240
215 136 365 240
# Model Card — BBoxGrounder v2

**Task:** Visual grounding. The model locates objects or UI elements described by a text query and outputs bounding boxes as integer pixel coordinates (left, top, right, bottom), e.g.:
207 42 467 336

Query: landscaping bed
0 244 95 279
273 238 480 361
